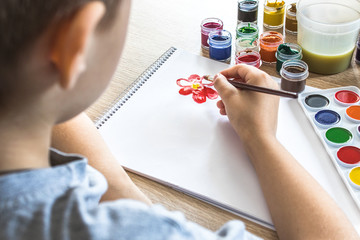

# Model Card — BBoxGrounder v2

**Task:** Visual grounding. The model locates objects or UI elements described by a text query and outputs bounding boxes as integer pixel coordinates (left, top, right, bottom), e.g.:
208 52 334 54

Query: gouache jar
236 22 259 55
285 3 297 34
297 0 360 74
201 18 223 49
356 40 360 65
236 22 259 40
280 59 309 93
275 43 302 73
260 31 284 63
235 50 261 68
235 38 259 55
263 0 285 29
237 0 259 23
208 30 232 62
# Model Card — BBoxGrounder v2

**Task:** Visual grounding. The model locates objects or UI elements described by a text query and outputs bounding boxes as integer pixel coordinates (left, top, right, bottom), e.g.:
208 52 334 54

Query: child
0 0 358 239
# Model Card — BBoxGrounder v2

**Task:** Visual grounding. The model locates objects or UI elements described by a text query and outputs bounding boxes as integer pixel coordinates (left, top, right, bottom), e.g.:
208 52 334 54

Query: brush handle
204 75 298 99
229 80 298 99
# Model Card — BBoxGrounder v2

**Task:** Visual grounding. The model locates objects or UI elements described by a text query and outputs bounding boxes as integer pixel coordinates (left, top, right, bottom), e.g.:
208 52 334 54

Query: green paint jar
276 43 302 73
236 22 260 56
236 22 259 40
325 127 353 145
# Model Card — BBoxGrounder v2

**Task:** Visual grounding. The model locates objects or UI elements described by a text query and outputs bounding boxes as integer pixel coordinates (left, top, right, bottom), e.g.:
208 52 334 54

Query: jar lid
208 30 232 46
236 22 259 39
239 0 258 11
280 59 309 80
286 3 297 17
200 18 223 32
276 43 302 60
260 31 283 46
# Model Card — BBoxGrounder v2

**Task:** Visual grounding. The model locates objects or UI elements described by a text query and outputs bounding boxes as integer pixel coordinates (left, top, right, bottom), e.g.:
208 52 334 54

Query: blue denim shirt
0 149 262 240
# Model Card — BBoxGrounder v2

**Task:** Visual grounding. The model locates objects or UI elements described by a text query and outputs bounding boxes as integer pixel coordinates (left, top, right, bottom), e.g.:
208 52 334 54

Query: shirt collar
0 148 88 200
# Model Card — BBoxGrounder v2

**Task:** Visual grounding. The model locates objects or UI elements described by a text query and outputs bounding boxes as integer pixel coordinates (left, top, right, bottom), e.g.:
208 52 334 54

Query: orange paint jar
259 31 283 63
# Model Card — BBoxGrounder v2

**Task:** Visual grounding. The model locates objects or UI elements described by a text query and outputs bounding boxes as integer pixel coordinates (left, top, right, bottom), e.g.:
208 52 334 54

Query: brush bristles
203 75 214 82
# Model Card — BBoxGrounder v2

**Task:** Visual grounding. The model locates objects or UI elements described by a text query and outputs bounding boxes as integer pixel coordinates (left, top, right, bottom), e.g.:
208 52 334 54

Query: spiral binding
95 47 177 128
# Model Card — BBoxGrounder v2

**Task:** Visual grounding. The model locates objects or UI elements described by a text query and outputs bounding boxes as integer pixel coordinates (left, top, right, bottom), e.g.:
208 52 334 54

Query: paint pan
336 146 360 168
298 86 360 210
304 94 330 111
325 127 352 146
334 90 360 106
314 110 341 128
346 105 360 123
349 167 360 190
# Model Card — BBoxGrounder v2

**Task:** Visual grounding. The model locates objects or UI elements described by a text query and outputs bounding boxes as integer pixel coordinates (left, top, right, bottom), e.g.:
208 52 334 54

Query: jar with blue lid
208 30 232 62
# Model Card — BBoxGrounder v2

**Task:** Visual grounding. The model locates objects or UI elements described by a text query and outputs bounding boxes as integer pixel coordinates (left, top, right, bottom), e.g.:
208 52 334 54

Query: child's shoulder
0 149 257 240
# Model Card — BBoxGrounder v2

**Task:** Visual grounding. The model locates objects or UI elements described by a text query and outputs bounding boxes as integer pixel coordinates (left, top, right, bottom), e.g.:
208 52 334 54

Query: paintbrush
203 75 298 99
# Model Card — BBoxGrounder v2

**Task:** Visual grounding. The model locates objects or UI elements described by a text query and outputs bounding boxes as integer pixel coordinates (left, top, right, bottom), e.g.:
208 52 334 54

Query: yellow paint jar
263 0 285 29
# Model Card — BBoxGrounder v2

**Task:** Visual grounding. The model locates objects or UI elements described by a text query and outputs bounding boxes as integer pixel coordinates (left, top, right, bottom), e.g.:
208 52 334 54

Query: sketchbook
96 47 360 230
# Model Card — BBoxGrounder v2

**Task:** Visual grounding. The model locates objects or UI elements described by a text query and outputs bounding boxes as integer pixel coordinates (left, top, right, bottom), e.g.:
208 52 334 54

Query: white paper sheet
98 48 360 231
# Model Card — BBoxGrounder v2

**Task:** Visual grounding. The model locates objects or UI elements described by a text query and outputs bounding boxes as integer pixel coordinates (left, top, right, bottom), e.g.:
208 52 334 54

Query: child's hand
213 65 280 143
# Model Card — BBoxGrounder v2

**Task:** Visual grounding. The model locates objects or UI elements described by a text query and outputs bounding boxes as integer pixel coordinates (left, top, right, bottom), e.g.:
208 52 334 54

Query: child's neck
0 114 52 173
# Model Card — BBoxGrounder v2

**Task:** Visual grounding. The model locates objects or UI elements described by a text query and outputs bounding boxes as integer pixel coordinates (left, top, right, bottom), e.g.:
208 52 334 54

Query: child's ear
50 1 105 90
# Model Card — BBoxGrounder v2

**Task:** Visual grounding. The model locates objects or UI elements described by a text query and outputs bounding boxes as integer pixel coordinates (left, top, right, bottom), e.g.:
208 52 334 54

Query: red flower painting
176 74 218 104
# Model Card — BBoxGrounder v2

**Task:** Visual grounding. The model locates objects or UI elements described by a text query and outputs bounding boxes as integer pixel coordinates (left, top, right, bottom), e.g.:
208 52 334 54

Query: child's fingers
220 64 270 86
216 100 225 109
216 100 227 115
220 64 252 82
213 73 238 100
220 108 227 116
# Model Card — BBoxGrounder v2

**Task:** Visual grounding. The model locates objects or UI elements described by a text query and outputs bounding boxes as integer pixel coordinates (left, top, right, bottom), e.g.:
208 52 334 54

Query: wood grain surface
86 0 360 239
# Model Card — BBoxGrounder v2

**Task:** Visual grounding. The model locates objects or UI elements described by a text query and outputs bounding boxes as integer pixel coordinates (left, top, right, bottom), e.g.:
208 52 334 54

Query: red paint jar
235 50 261 68
201 18 223 49
259 31 283 63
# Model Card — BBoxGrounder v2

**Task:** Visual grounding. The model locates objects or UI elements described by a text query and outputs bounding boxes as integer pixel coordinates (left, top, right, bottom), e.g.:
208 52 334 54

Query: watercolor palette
299 86 360 210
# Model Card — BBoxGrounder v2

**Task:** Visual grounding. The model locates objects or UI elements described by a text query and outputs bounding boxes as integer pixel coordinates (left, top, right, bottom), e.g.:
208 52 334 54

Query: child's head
0 0 130 124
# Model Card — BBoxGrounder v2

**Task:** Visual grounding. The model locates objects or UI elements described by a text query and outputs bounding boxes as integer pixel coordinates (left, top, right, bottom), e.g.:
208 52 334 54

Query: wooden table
86 0 360 239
